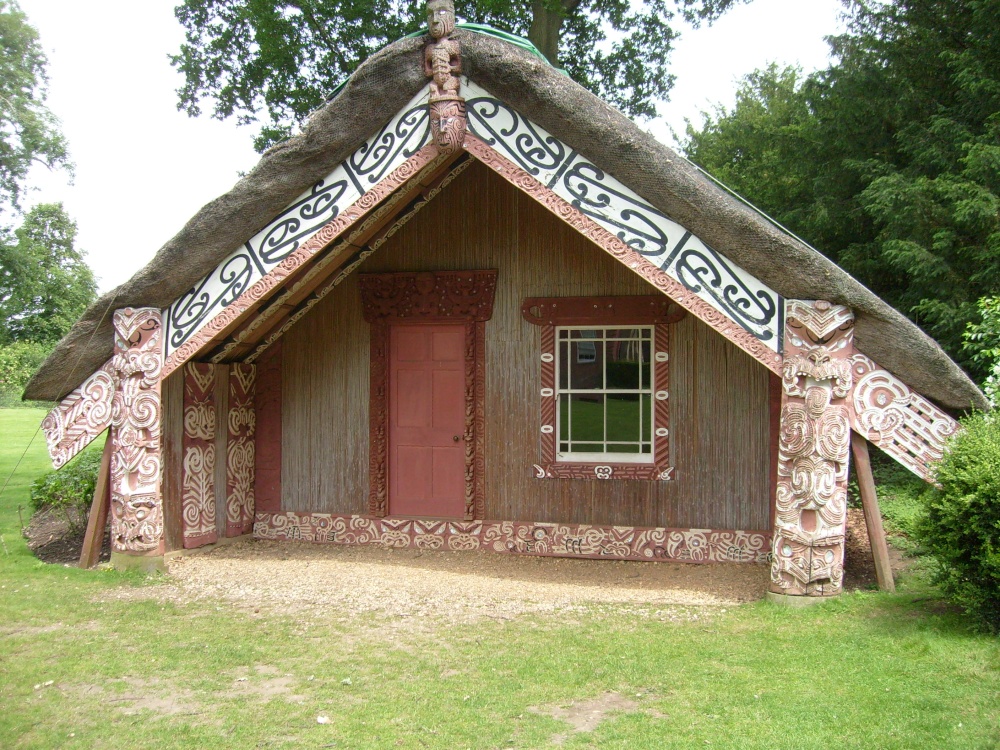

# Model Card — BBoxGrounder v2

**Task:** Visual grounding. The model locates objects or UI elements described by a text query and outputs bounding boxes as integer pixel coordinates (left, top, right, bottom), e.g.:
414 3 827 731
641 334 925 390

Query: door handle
453 435 461 442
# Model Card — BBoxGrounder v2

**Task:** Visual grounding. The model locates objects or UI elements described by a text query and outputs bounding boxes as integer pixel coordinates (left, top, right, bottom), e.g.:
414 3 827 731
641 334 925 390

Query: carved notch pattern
109 308 164 555
849 352 960 482
254 512 772 564
226 364 256 537
181 362 217 548
771 300 854 596
359 270 498 519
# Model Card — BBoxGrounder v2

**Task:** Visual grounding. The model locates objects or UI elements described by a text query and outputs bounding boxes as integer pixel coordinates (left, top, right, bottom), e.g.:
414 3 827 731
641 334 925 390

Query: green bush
29 445 103 533
916 413 1000 632
0 340 53 407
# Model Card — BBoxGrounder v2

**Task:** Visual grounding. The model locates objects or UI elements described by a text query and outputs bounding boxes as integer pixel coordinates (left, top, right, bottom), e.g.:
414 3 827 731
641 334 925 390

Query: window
558 327 653 462
521 296 679 481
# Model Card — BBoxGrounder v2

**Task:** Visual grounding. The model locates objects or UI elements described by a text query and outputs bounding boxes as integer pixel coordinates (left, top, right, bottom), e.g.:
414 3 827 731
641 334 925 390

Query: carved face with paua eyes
427 0 456 39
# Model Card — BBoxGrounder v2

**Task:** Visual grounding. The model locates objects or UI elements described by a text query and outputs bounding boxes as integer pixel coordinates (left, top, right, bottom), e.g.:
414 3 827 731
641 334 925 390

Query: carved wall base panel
255 512 771 564
770 300 854 596
181 363 217 548
849 352 960 483
360 270 498 519
110 308 164 555
42 359 116 468
226 364 256 536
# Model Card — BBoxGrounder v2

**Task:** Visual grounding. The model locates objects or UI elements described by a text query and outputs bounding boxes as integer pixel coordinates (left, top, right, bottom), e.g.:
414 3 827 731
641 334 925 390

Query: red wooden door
389 324 466 518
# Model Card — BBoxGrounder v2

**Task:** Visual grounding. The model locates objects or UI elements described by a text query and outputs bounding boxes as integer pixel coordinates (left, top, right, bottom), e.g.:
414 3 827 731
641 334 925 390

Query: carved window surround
359 270 498 519
521 296 684 481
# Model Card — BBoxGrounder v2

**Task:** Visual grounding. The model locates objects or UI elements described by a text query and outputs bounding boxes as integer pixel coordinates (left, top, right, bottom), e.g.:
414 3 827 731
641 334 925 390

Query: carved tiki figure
109 308 164 554
425 0 461 101
424 0 465 149
771 301 854 596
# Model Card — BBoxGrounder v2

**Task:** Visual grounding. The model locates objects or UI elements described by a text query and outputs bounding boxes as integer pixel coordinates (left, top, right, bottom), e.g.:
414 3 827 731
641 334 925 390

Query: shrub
916 413 1000 632
0 340 52 407
29 445 103 534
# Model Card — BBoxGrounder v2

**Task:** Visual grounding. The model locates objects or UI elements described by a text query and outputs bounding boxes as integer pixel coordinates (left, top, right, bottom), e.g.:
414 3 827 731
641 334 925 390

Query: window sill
532 462 675 481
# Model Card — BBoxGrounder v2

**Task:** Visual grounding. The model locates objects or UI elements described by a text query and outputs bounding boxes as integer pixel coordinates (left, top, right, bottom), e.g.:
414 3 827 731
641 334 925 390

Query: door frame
359 270 498 520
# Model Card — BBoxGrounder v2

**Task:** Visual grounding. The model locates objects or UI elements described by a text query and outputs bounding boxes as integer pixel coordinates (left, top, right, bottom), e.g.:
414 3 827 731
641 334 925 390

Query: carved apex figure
771 300 855 596
424 0 465 150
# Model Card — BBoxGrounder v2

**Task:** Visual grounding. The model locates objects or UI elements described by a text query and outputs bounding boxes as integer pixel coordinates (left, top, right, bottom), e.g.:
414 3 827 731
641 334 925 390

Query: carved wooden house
26 8 986 602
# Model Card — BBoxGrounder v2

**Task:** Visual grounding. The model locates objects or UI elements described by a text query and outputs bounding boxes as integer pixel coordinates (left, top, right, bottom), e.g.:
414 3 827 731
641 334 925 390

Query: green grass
2 409 999 749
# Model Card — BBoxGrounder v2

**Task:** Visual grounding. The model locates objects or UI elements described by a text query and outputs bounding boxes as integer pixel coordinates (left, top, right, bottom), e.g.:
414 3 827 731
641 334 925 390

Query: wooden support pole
851 432 896 593
78 434 112 569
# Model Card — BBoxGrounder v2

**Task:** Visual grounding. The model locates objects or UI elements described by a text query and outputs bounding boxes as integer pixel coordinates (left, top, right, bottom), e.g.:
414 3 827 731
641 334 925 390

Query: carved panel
463 78 784 357
849 353 960 483
227 364 256 536
181 363 217 548
462 133 784 376
360 270 497 519
163 88 432 357
530 298 674 481
109 308 164 555
162 143 447 378
254 512 771 564
770 300 854 596
359 270 497 323
41 360 116 468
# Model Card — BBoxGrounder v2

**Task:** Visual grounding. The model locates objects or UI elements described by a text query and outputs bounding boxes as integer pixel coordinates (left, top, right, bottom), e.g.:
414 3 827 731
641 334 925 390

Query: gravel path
147 539 770 626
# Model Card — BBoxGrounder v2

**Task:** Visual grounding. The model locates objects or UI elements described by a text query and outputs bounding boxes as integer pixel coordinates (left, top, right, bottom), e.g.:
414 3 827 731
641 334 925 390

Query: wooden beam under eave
78 434 112 569
210 153 469 363
851 431 896 593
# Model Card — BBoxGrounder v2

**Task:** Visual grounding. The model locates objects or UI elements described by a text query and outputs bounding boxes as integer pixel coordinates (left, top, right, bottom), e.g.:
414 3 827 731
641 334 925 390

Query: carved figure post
424 0 465 151
770 301 854 598
109 307 165 565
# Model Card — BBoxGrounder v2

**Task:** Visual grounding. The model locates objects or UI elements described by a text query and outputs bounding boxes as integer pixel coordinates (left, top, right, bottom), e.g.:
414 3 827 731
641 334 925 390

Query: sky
20 0 845 295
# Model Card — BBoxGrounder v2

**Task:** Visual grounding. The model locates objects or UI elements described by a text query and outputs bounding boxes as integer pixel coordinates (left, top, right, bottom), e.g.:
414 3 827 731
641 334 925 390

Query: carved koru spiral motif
424 0 465 150
771 301 854 596
110 308 164 555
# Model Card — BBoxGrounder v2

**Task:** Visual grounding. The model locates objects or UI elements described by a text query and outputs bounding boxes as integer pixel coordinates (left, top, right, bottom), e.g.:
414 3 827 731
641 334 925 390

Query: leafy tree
965 296 1000 407
0 202 96 346
172 0 743 152
683 0 1000 377
0 0 69 215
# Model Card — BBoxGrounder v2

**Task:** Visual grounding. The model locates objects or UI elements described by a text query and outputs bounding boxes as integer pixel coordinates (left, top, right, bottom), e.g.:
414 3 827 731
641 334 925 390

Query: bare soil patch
22 507 109 566
530 691 641 743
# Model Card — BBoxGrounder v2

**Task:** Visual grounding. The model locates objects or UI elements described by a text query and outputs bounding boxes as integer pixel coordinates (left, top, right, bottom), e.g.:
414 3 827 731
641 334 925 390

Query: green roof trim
327 23 564 101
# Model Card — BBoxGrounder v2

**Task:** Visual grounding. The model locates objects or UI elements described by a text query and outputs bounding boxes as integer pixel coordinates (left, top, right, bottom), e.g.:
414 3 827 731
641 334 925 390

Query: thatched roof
24 31 987 411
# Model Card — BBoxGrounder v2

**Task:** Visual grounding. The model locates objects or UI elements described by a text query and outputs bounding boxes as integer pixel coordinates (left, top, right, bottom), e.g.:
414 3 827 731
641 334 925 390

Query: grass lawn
1 408 999 749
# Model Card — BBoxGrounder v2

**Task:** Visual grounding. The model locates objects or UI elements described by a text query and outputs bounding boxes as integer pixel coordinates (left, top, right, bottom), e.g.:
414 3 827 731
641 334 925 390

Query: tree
171 0 743 152
683 0 1000 377
0 1 69 215
0 202 96 346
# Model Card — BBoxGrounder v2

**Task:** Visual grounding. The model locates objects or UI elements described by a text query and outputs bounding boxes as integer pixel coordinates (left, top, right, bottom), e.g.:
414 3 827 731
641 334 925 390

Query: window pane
606 341 640 390
569 343 601 389
606 395 640 443
559 393 570 438
569 394 604 443
641 394 652 442
608 444 643 454
558 340 569 389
